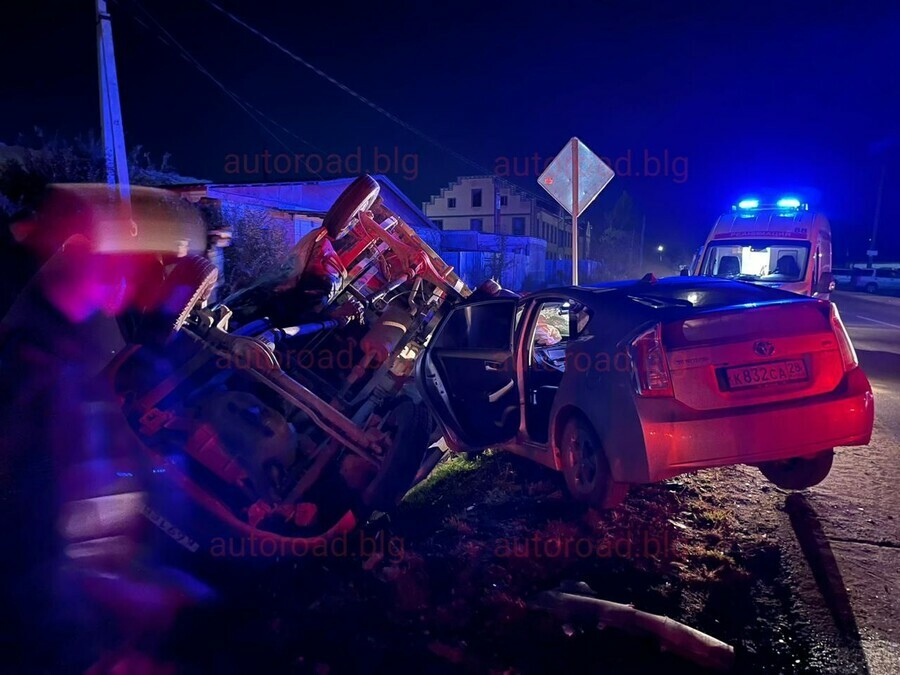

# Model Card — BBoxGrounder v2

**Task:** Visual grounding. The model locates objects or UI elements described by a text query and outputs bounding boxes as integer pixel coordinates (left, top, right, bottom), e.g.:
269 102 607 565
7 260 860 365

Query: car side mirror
817 272 835 294
680 268 689 277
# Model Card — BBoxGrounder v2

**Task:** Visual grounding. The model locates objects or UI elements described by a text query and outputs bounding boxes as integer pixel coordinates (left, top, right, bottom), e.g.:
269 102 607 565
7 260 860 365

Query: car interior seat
717 256 741 277
774 255 801 277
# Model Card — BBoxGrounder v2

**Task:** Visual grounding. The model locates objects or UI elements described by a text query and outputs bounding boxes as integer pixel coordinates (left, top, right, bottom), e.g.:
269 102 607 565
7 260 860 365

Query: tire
321 174 381 240
361 395 431 511
560 416 627 508
865 283 878 294
758 449 834 490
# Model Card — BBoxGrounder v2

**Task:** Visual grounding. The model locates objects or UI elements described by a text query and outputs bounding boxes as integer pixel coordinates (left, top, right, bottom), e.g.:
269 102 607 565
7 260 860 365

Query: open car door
417 298 520 452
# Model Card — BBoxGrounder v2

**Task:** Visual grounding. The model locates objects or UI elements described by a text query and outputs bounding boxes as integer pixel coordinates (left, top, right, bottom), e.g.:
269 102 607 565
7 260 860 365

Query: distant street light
657 244 664 262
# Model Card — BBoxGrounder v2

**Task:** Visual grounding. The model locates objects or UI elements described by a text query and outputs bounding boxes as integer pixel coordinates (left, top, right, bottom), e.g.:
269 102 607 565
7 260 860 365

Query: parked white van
692 198 835 299
853 267 900 294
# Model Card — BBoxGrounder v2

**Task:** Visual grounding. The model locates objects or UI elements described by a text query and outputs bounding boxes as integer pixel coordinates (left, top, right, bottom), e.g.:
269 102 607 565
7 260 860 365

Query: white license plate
725 359 808 389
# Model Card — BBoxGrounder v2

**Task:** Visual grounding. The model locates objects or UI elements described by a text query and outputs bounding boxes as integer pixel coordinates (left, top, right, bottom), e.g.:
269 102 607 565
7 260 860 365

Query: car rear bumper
633 367 874 482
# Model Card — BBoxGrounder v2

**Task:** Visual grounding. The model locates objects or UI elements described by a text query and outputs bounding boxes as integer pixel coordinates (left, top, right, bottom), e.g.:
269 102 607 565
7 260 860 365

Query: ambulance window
699 240 810 282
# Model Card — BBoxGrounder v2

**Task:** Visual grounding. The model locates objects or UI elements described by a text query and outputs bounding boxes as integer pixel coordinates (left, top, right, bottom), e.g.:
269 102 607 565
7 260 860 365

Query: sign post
538 137 614 285
571 139 579 284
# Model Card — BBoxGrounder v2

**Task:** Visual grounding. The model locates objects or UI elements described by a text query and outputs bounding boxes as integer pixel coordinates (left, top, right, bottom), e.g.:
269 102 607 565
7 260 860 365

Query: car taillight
829 303 859 372
629 323 674 397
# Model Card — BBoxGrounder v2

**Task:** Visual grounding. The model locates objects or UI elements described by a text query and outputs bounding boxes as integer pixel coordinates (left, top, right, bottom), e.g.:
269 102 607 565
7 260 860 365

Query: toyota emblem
753 340 775 357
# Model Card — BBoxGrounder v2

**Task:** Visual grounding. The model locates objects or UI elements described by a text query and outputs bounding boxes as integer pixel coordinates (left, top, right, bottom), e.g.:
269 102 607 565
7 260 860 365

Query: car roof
541 274 775 294
529 275 815 311
709 208 829 240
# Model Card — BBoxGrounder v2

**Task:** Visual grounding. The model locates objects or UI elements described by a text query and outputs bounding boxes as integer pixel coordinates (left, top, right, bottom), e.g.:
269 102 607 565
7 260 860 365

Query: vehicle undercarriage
110 175 470 556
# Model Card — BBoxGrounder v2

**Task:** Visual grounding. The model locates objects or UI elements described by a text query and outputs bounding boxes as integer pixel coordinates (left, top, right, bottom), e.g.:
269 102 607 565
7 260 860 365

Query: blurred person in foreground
0 185 216 674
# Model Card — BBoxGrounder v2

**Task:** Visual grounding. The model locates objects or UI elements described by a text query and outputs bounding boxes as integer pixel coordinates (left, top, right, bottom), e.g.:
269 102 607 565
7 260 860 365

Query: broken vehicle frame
110 176 471 555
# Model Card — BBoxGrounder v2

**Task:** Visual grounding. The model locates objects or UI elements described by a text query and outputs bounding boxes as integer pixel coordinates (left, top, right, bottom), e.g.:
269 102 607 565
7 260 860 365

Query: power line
200 0 555 205
121 0 326 178
125 0 295 154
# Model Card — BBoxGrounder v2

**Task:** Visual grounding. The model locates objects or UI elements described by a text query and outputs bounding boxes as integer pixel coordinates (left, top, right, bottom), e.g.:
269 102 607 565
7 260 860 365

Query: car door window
533 303 569 347
531 301 594 347
433 301 515 350
524 299 592 442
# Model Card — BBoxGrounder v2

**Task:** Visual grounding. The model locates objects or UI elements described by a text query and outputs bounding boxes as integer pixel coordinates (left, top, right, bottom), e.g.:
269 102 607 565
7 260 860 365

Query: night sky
3 0 899 260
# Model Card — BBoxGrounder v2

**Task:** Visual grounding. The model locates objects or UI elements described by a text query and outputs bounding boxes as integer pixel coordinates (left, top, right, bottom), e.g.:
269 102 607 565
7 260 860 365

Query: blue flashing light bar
737 198 759 210
776 197 801 209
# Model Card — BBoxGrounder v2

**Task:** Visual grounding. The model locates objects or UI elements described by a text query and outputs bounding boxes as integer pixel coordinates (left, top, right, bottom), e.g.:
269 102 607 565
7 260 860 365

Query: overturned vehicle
109 175 470 559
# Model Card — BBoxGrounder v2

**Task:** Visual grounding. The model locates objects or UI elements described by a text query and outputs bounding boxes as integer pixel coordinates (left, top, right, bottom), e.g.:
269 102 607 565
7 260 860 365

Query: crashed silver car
418 279 874 507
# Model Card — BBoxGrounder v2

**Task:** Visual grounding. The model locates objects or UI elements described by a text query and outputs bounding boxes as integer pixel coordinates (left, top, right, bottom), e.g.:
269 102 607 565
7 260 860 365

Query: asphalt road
802 291 900 673
834 290 900 332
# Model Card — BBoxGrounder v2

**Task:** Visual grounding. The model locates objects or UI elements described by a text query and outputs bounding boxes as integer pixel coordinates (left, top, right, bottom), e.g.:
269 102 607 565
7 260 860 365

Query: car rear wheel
865 282 878 294
560 416 627 508
758 449 834 490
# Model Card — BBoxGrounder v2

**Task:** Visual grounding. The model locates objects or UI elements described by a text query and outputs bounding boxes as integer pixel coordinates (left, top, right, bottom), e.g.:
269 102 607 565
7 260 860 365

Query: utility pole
638 215 646 271
628 221 635 271
492 176 505 283
493 176 502 236
868 161 886 268
96 0 130 199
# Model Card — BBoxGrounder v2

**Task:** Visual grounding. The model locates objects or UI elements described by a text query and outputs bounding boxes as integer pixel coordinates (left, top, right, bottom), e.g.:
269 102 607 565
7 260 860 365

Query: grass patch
402 452 490 509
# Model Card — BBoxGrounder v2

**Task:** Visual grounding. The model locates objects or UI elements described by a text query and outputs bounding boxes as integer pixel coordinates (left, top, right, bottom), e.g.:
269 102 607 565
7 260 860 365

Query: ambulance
692 197 835 299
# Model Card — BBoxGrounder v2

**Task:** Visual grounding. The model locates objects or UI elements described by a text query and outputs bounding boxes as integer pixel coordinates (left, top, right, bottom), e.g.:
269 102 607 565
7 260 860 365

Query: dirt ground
195 451 856 674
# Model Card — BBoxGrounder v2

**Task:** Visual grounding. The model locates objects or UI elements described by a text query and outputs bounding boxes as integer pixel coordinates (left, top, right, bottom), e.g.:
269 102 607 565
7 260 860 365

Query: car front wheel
865 282 878 294
560 416 627 508
758 449 834 490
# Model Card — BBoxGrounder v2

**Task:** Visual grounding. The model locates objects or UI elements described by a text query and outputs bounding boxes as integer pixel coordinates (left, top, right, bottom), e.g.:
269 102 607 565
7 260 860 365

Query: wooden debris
529 583 735 672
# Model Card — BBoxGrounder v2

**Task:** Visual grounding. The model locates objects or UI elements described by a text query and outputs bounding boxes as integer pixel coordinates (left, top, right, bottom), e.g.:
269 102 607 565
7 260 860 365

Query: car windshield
699 240 811 282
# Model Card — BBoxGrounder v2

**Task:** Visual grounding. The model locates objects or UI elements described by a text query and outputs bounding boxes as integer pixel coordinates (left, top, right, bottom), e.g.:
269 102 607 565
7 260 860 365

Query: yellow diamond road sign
538 138 614 217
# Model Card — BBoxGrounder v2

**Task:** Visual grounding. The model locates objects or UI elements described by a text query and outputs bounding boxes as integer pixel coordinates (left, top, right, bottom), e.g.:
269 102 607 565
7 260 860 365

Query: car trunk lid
661 300 843 411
